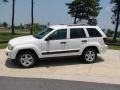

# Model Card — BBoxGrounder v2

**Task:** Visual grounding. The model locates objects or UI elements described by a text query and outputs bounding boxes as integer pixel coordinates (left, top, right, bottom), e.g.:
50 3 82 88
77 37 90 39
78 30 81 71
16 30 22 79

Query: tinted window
70 28 86 39
87 28 102 37
49 29 67 40
35 28 53 39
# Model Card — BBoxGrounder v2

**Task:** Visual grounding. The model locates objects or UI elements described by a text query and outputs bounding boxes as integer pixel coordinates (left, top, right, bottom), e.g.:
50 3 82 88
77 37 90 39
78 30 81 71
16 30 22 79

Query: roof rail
60 24 67 25
68 24 88 26
59 24 96 26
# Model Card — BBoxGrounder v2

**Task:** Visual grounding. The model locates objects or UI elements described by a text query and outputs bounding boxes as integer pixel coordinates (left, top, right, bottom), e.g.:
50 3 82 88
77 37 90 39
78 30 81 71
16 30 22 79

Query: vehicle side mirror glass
45 36 52 41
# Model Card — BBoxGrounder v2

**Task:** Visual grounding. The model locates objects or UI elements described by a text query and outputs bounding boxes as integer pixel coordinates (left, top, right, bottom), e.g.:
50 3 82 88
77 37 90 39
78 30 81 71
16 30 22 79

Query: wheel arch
16 49 39 59
82 46 100 54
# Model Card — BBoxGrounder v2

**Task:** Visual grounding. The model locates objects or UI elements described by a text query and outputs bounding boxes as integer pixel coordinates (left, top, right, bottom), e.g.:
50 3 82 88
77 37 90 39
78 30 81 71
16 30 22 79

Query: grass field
0 32 29 41
0 43 7 49
0 29 30 49
0 30 29 42
108 45 120 50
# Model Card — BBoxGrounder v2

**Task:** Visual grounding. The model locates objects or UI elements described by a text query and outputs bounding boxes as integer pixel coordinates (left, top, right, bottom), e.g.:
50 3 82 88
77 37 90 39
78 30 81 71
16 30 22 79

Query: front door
41 29 68 57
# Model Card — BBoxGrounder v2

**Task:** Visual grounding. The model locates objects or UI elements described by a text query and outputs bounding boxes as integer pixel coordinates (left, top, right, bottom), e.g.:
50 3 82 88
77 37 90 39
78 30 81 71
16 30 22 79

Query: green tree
106 29 114 37
0 22 1 27
33 23 42 33
110 0 120 42
66 0 102 25
0 0 8 5
117 31 120 37
20 24 24 30
2 22 8 27
2 0 8 2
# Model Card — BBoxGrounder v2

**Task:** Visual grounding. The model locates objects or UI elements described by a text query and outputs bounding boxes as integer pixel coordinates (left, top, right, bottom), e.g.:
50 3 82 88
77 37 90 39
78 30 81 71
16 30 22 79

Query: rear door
67 27 87 55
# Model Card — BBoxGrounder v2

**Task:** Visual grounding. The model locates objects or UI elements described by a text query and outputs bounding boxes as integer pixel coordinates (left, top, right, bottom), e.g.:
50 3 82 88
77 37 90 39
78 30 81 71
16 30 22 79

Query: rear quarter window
87 28 102 37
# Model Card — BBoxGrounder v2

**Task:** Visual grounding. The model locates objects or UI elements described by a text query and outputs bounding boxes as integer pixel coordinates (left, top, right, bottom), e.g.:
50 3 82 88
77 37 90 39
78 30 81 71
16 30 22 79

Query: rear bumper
100 45 108 53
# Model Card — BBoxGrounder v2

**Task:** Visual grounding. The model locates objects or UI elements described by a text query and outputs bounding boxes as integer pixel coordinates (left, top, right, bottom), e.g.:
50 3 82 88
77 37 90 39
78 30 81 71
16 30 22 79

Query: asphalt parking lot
0 49 120 84
1 76 120 90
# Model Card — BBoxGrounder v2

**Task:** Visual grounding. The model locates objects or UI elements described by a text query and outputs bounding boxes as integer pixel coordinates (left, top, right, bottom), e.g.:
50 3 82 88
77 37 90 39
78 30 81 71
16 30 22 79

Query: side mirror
45 37 52 41
45 38 49 41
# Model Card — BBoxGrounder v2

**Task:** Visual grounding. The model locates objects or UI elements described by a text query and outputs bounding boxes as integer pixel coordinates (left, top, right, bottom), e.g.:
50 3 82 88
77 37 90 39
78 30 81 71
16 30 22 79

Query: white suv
6 25 107 68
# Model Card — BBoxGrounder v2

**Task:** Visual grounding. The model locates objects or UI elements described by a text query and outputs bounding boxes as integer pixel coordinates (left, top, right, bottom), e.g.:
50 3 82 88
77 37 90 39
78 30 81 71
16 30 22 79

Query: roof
49 24 99 30
49 25 68 30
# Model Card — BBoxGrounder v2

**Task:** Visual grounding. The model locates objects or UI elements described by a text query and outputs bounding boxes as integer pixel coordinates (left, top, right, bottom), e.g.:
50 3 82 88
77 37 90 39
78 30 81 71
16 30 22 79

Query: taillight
103 38 107 44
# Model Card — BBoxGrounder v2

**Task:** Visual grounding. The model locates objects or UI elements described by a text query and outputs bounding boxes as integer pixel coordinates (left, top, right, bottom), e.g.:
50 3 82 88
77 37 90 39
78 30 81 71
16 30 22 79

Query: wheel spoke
25 54 28 59
28 56 33 60
27 60 32 64
85 50 95 62
21 57 25 61
20 54 34 67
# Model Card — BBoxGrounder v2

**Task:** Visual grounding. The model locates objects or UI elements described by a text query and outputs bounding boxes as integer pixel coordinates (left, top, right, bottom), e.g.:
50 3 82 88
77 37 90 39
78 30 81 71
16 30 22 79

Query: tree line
0 22 8 27
1 0 120 42
105 29 120 38
0 22 44 33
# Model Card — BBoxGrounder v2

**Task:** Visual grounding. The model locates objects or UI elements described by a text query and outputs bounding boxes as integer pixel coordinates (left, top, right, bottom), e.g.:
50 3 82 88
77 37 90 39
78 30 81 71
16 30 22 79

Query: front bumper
5 48 16 59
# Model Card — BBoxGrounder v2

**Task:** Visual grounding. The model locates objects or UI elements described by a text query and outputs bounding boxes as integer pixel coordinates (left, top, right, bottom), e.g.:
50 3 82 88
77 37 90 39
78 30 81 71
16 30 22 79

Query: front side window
87 28 102 37
48 29 67 40
70 28 86 39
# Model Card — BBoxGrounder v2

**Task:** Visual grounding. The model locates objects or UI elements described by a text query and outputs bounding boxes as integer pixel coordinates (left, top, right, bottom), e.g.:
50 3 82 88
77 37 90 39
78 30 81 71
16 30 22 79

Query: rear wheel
17 51 37 68
82 48 97 63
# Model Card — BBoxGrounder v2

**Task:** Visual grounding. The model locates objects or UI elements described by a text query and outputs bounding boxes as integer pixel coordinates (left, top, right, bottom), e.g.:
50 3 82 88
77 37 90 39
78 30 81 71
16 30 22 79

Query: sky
0 0 115 29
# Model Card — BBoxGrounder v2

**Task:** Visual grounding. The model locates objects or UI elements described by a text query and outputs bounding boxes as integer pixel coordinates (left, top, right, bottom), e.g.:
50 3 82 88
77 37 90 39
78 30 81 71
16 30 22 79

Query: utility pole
12 0 15 35
31 0 34 35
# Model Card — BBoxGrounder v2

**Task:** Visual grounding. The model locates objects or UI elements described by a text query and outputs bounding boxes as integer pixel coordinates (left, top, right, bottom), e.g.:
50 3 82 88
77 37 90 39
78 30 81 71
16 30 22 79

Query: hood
9 35 39 46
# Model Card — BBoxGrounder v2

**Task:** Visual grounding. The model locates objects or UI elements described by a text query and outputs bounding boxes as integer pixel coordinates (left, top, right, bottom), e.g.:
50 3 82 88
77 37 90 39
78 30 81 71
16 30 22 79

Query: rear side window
70 28 86 39
87 28 102 37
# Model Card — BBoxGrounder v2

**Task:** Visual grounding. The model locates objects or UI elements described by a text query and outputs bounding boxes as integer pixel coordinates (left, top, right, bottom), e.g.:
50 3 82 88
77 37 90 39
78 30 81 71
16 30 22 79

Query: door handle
60 42 66 44
82 40 87 42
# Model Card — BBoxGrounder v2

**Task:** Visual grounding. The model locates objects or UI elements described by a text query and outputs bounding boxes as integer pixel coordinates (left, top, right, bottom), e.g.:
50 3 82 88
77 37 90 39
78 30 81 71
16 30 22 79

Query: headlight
8 44 14 50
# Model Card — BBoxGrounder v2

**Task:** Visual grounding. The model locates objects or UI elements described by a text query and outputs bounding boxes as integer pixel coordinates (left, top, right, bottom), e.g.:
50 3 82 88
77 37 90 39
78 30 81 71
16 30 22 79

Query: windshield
34 28 53 39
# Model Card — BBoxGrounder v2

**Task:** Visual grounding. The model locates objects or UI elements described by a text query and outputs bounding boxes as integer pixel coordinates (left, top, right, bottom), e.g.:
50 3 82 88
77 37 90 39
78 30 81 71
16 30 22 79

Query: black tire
16 51 37 68
82 48 97 63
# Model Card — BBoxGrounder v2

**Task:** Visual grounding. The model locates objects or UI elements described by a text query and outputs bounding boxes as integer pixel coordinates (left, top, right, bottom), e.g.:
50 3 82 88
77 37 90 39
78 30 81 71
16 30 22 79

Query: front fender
14 44 41 58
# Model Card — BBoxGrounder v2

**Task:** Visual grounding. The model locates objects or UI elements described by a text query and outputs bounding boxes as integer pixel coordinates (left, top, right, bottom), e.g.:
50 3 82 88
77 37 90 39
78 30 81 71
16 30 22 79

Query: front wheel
17 51 37 68
82 48 97 63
